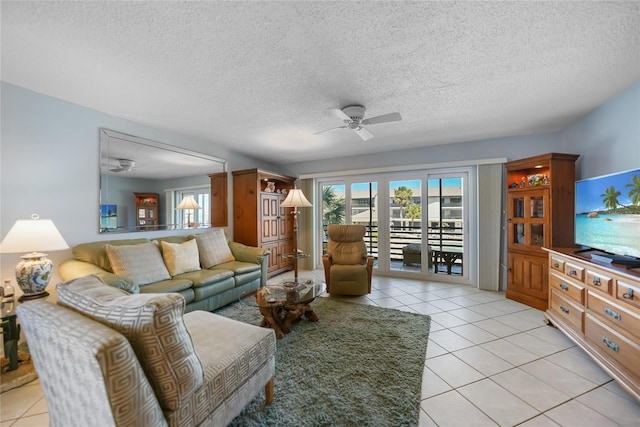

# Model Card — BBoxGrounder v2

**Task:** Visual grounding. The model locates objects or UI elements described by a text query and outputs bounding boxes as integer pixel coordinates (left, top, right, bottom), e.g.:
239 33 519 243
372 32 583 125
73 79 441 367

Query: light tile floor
2 271 639 426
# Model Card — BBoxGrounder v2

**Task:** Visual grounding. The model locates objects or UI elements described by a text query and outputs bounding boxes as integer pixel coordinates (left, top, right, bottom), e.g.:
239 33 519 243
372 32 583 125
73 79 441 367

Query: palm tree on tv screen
626 175 640 206
601 186 622 210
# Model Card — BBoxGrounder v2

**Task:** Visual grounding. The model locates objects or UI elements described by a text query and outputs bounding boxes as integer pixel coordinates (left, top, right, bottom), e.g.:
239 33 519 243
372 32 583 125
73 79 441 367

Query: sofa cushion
137 278 194 294
174 268 234 287
56 275 204 411
72 238 151 272
105 242 171 286
161 239 201 276
194 229 235 268
177 310 276 425
212 260 261 275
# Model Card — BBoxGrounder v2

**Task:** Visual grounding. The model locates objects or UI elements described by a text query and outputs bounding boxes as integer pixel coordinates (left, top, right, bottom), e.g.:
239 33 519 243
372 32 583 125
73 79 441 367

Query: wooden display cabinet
505 153 579 310
134 192 159 231
232 169 296 277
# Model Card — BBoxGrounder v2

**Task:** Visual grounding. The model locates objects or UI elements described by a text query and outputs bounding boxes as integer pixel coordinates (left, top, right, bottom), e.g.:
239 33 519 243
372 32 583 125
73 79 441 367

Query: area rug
215 297 431 426
1 341 37 393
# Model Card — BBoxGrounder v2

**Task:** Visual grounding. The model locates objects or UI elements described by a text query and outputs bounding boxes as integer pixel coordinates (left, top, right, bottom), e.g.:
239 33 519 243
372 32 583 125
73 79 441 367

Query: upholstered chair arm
17 300 167 427
322 254 332 291
365 256 374 293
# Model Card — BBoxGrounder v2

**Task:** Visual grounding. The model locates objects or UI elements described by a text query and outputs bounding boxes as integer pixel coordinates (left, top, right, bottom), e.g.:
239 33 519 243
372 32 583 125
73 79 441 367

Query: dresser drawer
550 289 584 332
550 271 584 304
585 269 613 294
564 262 585 282
585 314 640 382
587 291 640 339
617 280 640 311
550 256 565 273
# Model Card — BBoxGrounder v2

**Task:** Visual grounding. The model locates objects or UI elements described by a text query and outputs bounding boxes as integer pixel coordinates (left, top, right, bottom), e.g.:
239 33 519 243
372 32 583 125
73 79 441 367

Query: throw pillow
194 229 235 268
56 275 204 411
105 242 171 286
161 239 201 276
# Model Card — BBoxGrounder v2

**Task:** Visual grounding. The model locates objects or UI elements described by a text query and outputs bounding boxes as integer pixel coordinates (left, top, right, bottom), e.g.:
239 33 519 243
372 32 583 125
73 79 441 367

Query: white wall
561 81 640 179
0 82 280 287
2 80 638 291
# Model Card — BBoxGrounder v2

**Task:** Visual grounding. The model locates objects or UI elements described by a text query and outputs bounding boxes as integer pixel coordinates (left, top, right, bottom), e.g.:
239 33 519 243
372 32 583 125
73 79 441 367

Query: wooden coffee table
252 280 326 339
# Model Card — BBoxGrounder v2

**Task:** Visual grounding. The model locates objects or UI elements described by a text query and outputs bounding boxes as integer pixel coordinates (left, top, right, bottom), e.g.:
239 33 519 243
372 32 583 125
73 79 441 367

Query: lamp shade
0 216 69 254
0 215 70 301
176 195 202 210
280 188 312 208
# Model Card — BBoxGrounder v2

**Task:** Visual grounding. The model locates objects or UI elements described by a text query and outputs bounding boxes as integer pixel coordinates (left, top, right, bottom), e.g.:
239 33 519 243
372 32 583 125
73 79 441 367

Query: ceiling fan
110 159 136 173
314 105 402 141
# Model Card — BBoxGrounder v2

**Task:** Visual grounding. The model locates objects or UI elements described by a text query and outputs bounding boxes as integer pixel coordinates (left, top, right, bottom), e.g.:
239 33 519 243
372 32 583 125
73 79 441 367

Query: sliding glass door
317 168 472 285
426 173 467 282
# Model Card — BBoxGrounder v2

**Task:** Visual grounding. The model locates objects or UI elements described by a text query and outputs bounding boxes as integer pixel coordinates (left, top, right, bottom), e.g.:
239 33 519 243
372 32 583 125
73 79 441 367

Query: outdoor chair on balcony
323 224 373 296
402 243 433 269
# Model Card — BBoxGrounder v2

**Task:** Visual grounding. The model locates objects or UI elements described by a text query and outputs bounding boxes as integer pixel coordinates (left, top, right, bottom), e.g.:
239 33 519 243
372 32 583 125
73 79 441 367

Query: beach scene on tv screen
575 169 640 259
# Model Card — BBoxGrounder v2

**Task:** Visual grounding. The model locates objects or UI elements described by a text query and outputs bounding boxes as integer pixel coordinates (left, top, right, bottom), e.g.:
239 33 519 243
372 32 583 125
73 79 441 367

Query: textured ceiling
2 1 639 165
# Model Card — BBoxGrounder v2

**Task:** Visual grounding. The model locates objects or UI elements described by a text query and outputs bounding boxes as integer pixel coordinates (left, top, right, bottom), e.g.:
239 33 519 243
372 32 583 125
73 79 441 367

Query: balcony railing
322 224 463 261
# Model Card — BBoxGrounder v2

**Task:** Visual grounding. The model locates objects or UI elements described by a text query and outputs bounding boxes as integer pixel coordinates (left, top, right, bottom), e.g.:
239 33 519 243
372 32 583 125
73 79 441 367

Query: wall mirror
99 128 227 233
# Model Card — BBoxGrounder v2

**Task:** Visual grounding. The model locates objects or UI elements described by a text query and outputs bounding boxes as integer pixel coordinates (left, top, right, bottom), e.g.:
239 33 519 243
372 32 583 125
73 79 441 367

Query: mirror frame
99 128 227 233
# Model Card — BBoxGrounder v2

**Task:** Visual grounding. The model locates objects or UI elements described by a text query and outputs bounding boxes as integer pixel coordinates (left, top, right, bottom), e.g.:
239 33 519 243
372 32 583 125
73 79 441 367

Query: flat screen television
575 168 640 267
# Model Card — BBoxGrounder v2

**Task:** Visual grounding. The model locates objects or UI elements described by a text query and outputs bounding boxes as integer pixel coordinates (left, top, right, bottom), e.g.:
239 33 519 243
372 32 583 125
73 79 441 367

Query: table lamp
176 195 202 228
0 214 69 301
280 188 312 284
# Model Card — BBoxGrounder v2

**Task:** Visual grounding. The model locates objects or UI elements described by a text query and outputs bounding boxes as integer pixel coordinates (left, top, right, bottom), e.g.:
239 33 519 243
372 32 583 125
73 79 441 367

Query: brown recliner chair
322 224 373 296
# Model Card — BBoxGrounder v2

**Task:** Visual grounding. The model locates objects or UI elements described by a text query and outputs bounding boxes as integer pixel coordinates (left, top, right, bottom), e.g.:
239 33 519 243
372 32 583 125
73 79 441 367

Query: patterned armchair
17 275 276 427
322 224 374 296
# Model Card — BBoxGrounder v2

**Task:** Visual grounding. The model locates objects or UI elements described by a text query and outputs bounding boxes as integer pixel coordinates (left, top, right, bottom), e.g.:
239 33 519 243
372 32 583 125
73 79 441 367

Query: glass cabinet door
530 196 544 218
508 189 548 249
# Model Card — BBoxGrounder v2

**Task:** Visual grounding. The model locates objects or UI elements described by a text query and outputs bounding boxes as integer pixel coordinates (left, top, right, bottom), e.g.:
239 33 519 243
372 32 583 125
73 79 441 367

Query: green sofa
59 231 269 313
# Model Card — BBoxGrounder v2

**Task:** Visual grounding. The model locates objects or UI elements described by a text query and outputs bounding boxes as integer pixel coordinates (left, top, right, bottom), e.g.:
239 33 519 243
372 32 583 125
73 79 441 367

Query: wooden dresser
544 247 640 402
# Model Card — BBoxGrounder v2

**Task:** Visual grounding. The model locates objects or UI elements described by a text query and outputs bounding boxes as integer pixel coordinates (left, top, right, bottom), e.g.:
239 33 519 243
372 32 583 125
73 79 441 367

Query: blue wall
1 80 638 287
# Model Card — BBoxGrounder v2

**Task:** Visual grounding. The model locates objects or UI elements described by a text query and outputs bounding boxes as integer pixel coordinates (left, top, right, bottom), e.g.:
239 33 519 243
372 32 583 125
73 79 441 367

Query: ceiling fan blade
313 126 347 135
361 112 402 126
355 126 374 141
329 108 352 122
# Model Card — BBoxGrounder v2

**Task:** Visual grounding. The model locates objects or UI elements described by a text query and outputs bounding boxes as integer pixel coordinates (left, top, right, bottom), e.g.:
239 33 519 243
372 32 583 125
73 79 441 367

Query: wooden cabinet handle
602 337 619 352
604 307 622 321
560 305 569 314
569 270 577 276
553 262 560 268
560 283 569 291
623 289 634 300
593 277 601 286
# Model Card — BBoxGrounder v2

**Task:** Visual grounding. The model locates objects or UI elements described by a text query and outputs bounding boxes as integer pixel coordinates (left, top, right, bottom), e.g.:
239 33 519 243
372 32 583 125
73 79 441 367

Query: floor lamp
280 188 312 285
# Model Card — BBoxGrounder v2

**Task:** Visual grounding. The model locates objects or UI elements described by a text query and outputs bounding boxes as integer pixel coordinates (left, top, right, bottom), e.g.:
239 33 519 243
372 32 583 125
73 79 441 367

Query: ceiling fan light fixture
314 104 401 141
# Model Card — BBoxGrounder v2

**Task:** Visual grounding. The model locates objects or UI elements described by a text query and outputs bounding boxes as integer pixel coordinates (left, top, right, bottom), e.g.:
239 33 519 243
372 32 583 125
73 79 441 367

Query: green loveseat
59 230 269 312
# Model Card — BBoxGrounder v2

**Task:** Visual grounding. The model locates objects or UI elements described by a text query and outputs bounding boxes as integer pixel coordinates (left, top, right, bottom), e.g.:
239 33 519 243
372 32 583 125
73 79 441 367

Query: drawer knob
602 337 619 352
560 305 569 314
560 283 569 291
592 277 601 286
623 289 634 300
604 307 622 321
569 270 577 276
553 262 560 268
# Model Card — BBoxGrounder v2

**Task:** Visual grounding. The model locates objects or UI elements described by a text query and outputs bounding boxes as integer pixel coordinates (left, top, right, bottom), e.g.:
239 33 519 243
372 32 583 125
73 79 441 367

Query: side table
1 301 20 371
